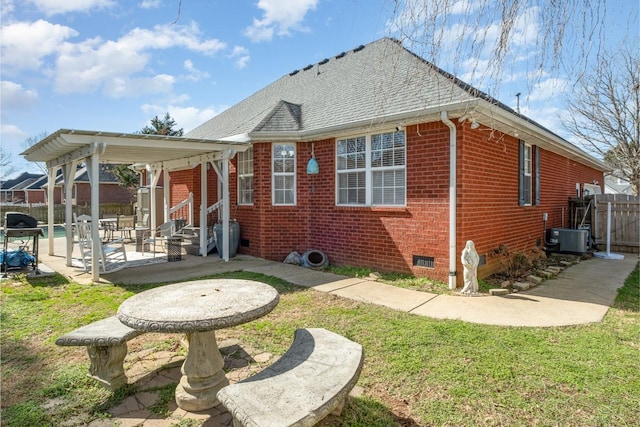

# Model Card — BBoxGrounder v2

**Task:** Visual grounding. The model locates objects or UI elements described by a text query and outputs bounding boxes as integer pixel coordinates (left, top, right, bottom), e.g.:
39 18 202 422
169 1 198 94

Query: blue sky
1 0 637 175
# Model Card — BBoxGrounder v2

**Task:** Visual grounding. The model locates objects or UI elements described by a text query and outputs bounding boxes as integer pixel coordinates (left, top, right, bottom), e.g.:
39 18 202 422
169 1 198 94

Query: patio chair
75 214 127 273
116 215 136 241
141 220 175 257
138 213 150 228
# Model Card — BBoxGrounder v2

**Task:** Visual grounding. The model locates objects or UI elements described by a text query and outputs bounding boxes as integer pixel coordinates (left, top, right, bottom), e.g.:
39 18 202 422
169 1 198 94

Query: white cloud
528 77 568 102
0 20 78 72
1 0 14 17
449 0 482 15
26 0 114 15
103 74 175 98
0 81 39 111
141 103 226 133
183 59 210 81
244 0 319 42
139 0 161 9
230 46 250 69
121 23 226 55
54 23 225 96
1 123 28 140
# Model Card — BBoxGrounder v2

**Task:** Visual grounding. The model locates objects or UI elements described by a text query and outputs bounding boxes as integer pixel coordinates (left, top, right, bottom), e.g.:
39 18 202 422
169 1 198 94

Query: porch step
174 226 216 256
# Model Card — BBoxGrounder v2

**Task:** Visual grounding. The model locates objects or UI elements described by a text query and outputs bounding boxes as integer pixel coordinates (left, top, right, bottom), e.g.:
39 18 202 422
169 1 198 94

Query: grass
1 261 639 426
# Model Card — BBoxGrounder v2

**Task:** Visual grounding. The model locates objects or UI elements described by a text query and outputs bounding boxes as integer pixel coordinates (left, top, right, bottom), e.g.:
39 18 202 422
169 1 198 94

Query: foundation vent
413 255 435 268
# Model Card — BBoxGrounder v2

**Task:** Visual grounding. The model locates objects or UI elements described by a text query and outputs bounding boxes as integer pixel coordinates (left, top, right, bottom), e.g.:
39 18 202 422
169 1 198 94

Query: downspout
440 111 457 290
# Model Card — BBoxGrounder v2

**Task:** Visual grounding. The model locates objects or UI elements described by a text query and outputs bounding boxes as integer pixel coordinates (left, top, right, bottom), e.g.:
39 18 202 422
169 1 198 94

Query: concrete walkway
36 239 638 327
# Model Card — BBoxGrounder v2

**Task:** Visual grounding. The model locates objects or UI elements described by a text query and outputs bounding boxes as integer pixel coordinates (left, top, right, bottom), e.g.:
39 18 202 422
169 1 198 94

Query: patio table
117 279 279 412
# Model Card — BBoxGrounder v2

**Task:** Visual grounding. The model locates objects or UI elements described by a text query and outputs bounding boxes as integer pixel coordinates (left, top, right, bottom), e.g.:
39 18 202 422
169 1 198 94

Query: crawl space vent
413 255 435 268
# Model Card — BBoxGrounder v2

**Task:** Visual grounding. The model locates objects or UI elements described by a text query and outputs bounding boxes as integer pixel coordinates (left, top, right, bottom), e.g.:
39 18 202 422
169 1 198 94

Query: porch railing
169 192 193 231
206 200 223 236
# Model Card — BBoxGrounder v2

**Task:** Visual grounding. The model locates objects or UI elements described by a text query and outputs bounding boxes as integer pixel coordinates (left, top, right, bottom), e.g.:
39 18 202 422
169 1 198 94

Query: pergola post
47 166 60 256
62 161 77 265
221 151 231 262
200 161 207 257
87 151 101 282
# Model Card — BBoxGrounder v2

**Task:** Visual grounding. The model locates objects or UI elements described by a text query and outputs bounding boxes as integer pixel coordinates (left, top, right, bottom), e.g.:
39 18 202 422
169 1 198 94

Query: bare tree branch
565 46 640 195
171 0 183 25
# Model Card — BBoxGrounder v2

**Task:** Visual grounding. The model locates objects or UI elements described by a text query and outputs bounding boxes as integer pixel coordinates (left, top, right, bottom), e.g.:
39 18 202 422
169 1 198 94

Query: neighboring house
1 172 43 204
53 164 135 205
22 174 50 204
1 165 133 206
169 37 606 284
604 174 634 196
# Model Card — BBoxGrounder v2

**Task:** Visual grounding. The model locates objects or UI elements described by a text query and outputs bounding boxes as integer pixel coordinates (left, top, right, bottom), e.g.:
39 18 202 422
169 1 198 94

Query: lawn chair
141 220 175 257
116 215 136 241
75 214 127 273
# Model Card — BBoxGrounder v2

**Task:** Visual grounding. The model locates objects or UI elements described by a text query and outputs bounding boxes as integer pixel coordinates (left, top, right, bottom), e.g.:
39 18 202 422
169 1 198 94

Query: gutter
440 111 457 290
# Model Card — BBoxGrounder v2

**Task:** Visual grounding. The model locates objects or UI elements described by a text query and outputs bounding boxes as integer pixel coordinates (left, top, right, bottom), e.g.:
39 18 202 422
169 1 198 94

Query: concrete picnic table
117 279 280 411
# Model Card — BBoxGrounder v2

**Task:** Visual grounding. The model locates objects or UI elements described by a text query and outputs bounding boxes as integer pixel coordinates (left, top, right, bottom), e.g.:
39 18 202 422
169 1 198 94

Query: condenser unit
547 228 589 254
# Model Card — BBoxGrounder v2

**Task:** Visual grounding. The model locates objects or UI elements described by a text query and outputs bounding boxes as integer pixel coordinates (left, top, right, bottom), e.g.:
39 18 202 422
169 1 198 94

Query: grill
2 212 43 276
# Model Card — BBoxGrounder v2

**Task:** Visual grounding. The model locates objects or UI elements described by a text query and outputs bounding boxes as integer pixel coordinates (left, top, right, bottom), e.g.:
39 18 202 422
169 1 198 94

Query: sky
1 0 637 176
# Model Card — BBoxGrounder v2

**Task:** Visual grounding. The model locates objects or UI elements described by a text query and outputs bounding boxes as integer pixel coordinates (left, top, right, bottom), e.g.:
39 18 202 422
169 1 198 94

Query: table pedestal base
175 331 229 411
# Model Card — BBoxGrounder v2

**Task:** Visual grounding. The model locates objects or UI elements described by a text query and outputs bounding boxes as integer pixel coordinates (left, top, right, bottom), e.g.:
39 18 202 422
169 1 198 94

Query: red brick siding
175 120 603 283
25 190 46 204
75 183 135 205
456 122 603 278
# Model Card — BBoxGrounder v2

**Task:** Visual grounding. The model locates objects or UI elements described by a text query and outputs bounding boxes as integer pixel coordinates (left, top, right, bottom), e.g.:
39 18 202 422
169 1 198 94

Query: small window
272 143 296 205
519 141 540 206
519 141 532 206
237 147 254 205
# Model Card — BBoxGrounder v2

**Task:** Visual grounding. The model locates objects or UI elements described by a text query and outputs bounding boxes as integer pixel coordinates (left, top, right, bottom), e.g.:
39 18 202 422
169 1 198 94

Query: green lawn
1 264 638 426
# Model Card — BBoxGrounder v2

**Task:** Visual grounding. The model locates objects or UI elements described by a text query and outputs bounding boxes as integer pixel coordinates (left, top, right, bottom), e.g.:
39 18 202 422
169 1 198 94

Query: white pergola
22 129 251 282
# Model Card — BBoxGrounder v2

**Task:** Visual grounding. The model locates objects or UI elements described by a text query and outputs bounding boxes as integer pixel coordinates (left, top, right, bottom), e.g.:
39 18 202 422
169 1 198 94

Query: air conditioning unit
547 228 589 254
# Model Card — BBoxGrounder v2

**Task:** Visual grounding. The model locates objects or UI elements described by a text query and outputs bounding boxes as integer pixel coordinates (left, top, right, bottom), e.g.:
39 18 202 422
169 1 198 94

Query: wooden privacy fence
0 203 134 225
588 194 639 253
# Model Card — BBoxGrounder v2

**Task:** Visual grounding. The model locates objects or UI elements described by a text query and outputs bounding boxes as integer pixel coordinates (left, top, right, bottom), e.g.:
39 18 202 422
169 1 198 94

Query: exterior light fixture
470 120 480 129
307 143 319 175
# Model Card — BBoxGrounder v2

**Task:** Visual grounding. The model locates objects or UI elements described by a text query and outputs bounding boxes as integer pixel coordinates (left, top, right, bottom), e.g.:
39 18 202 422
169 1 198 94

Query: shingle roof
188 37 474 139
1 172 43 190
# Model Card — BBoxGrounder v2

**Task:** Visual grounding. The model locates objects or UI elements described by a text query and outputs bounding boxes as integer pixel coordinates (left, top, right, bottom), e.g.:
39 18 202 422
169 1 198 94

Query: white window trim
272 143 296 206
523 143 532 206
237 147 254 205
336 131 406 207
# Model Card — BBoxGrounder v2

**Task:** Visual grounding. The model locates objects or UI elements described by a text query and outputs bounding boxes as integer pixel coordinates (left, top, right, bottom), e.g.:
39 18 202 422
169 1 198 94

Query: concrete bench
217 328 364 427
55 315 144 390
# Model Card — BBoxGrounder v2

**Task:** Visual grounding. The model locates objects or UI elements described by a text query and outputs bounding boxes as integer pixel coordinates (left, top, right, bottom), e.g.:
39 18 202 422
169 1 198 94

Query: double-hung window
337 130 406 206
272 143 296 205
519 141 540 206
237 147 254 205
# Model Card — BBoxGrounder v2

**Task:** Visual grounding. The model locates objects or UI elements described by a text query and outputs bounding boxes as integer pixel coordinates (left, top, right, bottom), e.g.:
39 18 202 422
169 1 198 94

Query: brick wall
75 183 135 205
456 122 603 278
169 120 604 283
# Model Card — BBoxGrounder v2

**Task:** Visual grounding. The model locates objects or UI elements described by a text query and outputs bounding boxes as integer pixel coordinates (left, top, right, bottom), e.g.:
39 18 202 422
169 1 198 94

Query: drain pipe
441 111 457 290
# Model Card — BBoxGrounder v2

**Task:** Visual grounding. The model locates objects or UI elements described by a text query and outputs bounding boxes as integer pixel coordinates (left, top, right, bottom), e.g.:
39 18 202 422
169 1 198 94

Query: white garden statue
460 240 479 295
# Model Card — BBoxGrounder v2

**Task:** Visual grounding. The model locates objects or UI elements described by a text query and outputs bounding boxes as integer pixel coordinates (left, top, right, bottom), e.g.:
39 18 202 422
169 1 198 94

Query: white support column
200 161 207 257
87 153 101 282
221 152 231 262
149 166 162 231
62 161 77 265
47 166 60 256
163 168 170 223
